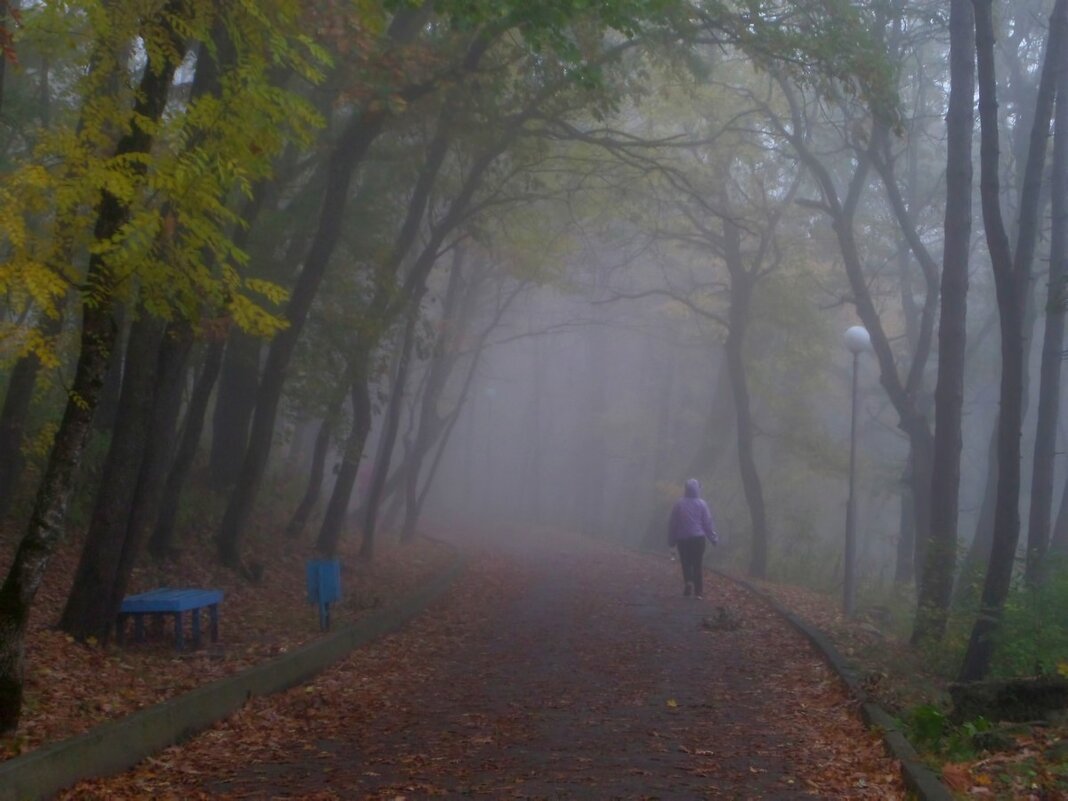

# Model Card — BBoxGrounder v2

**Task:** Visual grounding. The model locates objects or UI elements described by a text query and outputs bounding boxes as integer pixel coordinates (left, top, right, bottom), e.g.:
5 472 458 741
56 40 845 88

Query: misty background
2 0 1067 731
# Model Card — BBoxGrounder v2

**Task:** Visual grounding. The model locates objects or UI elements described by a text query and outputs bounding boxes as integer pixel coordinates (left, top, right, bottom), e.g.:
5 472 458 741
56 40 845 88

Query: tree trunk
722 218 770 579
685 361 736 479
284 418 315 476
582 265 609 540
349 150 482 534
404 353 489 541
214 8 428 567
782 84 938 590
0 308 65 518
149 337 225 557
205 177 279 489
525 330 546 524
959 0 1062 682
208 329 261 486
59 6 234 637
353 99 500 556
316 360 372 556
398 263 522 543
895 459 916 584
360 299 423 559
0 25 73 512
957 422 998 599
102 321 193 623
0 303 118 732
907 422 935 594
287 386 346 539
1025 28 1068 585
0 10 180 728
215 111 389 567
1049 472 1068 556
91 303 126 432
912 0 975 645
398 257 467 542
360 362 430 534
153 177 270 554
400 437 422 542
59 314 167 643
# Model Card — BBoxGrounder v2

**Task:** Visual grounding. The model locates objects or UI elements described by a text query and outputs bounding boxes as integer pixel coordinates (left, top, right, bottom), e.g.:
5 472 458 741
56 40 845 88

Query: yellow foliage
10 322 65 370
25 422 60 462
0 0 330 365
228 293 290 339
245 278 290 307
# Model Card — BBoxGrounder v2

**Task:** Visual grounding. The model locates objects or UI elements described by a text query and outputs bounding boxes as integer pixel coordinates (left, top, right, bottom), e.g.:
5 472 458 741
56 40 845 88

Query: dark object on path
949 676 1068 722
701 606 742 631
971 723 1029 753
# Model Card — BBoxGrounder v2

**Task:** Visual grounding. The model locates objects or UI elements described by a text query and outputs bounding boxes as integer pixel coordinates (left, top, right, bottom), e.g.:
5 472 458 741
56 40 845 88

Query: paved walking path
68 529 904 799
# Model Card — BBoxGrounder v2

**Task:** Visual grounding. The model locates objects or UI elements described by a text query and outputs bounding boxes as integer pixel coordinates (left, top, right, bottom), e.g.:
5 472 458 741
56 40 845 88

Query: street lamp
843 325 871 618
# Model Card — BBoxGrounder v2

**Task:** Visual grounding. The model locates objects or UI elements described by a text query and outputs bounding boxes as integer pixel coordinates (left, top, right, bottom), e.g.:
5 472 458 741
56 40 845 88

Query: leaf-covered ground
64 528 904 799
754 579 1068 800
0 518 453 760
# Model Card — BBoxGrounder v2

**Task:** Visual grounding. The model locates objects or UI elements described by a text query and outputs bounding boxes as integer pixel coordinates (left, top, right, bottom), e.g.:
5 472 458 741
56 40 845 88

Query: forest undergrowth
755 575 1068 799
0 485 453 761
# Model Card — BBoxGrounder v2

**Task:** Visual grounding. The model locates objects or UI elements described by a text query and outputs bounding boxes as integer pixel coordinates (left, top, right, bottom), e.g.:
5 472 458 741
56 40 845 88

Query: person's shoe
683 582 693 597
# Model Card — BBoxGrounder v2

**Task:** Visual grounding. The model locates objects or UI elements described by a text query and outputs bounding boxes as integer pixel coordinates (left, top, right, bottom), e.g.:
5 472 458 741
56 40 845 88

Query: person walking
668 479 718 598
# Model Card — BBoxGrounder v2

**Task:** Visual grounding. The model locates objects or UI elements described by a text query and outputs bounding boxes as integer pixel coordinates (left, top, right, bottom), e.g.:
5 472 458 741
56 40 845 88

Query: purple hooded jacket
668 479 718 546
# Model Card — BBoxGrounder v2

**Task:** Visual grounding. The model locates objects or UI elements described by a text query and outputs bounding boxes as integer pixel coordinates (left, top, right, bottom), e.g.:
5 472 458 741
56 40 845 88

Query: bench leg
192 608 202 648
134 614 145 643
174 611 184 650
209 604 219 642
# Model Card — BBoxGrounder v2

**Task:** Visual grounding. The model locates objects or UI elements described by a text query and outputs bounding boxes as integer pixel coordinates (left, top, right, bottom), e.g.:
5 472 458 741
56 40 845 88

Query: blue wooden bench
117 588 223 649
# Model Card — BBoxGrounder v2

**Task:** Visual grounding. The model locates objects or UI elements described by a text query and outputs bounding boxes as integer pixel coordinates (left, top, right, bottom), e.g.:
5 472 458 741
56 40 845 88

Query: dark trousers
677 536 706 596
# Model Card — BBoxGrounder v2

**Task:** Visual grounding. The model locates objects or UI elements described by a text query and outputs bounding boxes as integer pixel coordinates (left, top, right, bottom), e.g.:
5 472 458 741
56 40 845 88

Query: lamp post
843 325 871 618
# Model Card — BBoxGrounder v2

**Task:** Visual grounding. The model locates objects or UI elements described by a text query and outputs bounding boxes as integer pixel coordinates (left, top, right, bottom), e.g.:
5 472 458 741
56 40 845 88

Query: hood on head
684 478 700 498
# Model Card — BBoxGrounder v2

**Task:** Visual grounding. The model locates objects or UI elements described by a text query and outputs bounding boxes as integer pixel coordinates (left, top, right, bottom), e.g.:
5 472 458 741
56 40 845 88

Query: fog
347 225 1005 596
5 0 1068 710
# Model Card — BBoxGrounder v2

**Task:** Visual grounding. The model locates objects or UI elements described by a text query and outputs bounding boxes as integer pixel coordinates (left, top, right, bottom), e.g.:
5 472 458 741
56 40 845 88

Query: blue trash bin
306 559 341 630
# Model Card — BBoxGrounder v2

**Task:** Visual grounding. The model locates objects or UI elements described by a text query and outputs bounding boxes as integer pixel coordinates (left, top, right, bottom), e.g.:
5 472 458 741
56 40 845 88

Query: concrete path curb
725 573 953 801
0 548 465 801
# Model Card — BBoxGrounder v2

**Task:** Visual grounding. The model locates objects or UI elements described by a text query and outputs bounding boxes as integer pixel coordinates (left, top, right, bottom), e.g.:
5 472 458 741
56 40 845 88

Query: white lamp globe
844 326 871 354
